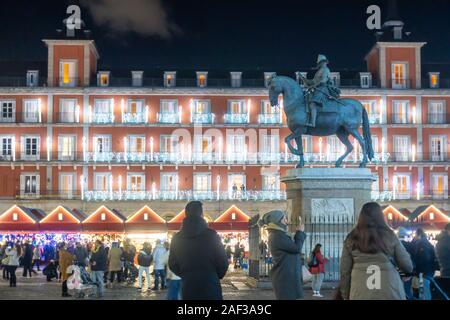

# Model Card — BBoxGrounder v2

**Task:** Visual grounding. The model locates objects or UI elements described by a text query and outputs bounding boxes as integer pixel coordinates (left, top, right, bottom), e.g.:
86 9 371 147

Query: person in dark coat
74 242 89 267
90 240 108 298
169 201 229 300
397 227 415 300
258 210 306 300
22 241 36 277
413 228 438 300
435 223 450 278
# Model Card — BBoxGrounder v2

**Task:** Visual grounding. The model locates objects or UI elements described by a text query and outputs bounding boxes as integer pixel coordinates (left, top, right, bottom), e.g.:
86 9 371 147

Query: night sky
0 0 449 71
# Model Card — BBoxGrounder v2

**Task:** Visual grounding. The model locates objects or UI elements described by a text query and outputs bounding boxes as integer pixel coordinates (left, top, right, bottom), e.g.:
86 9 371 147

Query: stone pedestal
281 168 376 232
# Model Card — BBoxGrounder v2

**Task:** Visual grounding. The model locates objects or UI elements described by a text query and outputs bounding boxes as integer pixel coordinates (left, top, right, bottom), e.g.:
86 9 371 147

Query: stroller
124 261 139 285
66 265 98 298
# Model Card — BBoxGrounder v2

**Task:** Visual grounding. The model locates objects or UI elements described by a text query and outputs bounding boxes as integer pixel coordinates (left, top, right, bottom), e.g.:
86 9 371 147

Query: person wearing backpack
137 242 153 291
413 228 439 300
308 243 327 297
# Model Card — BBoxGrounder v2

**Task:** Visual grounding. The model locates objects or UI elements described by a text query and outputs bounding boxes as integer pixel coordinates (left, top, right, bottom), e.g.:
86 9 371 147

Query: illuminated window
196 72 208 87
143 213 148 221
164 72 176 87
97 72 110 87
388 213 393 220
127 174 145 192
429 212 434 220
12 213 18 221
101 213 106 221
58 213 63 221
391 63 407 89
58 136 75 160
429 72 440 88
59 61 76 87
231 213 236 220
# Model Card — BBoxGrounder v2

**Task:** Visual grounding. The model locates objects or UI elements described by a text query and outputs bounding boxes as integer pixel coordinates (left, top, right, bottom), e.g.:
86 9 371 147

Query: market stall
81 205 126 234
0 205 44 234
125 205 168 245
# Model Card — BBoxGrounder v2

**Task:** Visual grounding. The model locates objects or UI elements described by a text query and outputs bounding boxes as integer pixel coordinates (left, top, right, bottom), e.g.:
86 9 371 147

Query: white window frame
193 173 211 192
430 173 448 199
160 172 178 191
59 173 76 199
0 100 16 122
21 135 40 160
23 99 40 123
428 100 446 124
393 173 411 199
393 135 411 162
393 100 411 124
59 59 78 87
127 173 146 192
93 172 111 192
429 72 440 89
20 173 40 198
58 135 76 161
93 135 112 154
59 99 77 123
391 62 408 89
227 173 247 194
0 135 14 161
127 135 146 153
429 135 446 162
262 173 280 191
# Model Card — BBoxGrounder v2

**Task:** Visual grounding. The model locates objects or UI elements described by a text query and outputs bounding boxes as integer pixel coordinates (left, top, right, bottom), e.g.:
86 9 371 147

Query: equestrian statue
268 54 374 168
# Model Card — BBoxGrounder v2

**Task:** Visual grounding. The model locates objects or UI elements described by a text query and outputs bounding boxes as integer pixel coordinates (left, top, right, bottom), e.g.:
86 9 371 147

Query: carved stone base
281 168 376 232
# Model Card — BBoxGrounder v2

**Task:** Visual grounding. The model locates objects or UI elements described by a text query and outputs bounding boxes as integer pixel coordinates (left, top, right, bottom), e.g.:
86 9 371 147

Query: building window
131 71 143 87
393 135 411 161
361 100 379 124
393 174 411 199
97 72 110 87
93 135 111 154
0 136 13 161
431 174 448 199
259 100 280 124
393 101 411 124
428 101 445 124
159 100 179 123
360 73 372 88
225 100 248 123
164 72 176 87
58 136 76 160
127 135 145 154
23 99 40 123
327 136 343 161
262 174 280 191
93 99 113 123
160 135 179 162
94 173 111 192
124 99 145 123
59 99 77 123
430 135 446 161
330 72 340 87
21 174 40 197
228 173 246 199
191 100 212 123
0 101 15 122
227 134 246 161
391 63 408 89
429 72 440 88
264 72 276 88
21 136 40 160
59 173 75 199
193 173 211 195
59 60 77 87
161 173 178 192
193 135 212 161
127 174 145 192
261 134 279 161
196 72 208 87
26 70 39 87
230 72 242 88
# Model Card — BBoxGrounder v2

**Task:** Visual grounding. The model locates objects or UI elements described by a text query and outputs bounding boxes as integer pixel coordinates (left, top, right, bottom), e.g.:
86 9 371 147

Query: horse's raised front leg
285 134 299 156
348 128 368 167
335 129 353 167
293 131 305 168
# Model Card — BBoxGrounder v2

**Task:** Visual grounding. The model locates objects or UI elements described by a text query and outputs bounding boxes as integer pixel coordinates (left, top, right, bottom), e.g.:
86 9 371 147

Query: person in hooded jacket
137 242 153 291
152 239 167 290
169 201 229 300
258 210 306 300
413 228 438 300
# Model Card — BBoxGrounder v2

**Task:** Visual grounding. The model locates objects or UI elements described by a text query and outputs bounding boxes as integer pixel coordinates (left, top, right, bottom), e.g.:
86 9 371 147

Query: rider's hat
316 54 329 65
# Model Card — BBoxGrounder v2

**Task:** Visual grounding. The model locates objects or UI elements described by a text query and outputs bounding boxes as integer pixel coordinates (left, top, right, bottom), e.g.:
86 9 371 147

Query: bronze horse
268 76 374 168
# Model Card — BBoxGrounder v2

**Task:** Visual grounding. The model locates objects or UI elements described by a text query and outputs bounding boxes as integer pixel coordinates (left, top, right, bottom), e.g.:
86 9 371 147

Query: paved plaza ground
0 268 336 300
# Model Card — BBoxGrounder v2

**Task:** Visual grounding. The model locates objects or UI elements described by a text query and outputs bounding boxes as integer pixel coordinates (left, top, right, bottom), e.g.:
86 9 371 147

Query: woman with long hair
339 202 413 300
6 242 22 287
309 243 327 297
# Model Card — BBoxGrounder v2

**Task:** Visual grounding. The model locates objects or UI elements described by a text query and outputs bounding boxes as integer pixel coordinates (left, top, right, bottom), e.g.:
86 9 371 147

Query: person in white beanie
258 210 306 300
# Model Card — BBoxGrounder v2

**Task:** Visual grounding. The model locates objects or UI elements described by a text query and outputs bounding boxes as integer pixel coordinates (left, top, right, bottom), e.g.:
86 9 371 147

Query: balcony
388 79 412 90
157 113 180 124
391 113 416 124
91 113 114 124
258 113 281 124
191 113 214 124
426 112 447 124
57 112 78 123
224 113 248 124
123 112 147 124
368 113 382 124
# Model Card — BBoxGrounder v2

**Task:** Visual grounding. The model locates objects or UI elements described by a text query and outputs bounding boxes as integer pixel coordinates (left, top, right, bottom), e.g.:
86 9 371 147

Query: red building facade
0 22 448 220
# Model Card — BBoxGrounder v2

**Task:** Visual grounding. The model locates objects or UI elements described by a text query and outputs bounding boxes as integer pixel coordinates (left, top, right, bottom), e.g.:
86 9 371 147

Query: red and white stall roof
167 210 187 230
0 205 44 232
125 205 167 232
39 206 85 232
410 205 450 230
210 205 250 232
82 205 126 232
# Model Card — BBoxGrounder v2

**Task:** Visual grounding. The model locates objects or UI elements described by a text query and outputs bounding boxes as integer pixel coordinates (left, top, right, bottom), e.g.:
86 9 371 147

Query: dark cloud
80 0 180 39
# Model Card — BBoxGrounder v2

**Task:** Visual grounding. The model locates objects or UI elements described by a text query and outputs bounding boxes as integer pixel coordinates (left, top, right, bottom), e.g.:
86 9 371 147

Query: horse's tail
362 108 374 160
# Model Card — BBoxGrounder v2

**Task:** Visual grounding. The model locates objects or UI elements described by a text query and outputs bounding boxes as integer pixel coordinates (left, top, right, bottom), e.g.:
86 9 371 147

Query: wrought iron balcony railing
258 113 282 124
91 113 114 124
123 112 147 124
157 113 180 124
191 113 214 124
224 113 248 124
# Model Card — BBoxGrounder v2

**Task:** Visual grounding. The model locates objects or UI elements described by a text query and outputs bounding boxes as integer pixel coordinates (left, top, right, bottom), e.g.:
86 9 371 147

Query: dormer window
132 71 143 87
97 72 110 87
429 72 440 89
59 60 77 87
230 72 242 88
164 72 176 87
360 72 372 88
196 72 208 88
27 71 39 87
330 72 340 87
264 72 276 88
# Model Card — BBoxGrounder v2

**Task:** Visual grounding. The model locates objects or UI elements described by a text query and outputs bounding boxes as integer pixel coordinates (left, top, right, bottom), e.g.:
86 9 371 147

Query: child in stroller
66 265 98 298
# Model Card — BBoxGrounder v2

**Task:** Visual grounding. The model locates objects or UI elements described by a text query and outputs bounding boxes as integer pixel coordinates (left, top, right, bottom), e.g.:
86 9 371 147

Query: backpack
308 253 319 268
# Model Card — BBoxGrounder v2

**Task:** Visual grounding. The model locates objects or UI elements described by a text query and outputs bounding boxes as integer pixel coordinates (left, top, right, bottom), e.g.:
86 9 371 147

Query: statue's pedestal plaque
282 168 376 231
